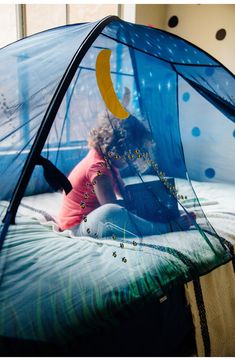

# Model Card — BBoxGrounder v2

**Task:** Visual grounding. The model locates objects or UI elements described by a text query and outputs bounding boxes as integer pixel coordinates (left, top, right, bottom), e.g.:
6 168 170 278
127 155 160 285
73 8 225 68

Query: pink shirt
58 148 122 230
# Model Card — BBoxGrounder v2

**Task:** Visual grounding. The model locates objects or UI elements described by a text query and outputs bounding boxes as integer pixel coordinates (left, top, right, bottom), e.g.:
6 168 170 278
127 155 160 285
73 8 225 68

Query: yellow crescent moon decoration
96 49 129 120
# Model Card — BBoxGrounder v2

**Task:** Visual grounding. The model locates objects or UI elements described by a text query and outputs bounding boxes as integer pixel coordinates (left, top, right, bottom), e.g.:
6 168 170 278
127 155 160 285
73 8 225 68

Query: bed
0 178 234 356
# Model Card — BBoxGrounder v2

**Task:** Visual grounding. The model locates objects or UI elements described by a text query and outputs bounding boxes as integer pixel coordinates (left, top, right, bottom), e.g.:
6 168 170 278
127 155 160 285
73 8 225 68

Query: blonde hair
88 112 151 156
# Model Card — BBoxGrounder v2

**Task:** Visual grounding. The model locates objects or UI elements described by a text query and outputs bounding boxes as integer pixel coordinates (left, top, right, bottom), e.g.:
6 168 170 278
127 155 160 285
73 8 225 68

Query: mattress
0 178 234 345
14 177 235 244
176 178 235 244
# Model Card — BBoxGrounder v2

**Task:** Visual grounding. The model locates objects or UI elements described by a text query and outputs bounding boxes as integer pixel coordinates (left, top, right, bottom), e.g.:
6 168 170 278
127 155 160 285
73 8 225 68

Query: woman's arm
93 174 118 205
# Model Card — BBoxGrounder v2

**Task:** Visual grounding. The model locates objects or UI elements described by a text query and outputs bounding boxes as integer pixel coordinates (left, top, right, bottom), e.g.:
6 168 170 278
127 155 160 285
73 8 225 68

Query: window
68 4 119 24
0 4 17 48
25 4 67 36
0 4 120 47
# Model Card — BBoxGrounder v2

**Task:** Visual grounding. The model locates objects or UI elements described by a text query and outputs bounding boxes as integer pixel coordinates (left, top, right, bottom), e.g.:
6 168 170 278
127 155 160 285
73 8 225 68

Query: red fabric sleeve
86 160 112 184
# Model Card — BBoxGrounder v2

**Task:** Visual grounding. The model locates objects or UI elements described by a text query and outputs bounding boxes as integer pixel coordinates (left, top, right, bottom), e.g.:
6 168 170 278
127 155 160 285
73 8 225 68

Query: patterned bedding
0 179 234 344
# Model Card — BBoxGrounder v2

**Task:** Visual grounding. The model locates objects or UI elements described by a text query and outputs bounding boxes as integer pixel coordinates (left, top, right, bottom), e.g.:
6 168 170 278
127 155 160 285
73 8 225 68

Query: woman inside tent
58 110 195 240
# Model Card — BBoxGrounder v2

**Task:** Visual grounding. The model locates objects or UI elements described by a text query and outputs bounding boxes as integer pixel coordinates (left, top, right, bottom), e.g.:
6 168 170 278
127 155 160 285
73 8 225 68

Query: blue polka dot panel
179 76 235 183
0 17 234 333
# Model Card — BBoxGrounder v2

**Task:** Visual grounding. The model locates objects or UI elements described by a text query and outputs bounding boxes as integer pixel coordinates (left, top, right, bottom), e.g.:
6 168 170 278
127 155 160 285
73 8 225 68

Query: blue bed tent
0 16 234 284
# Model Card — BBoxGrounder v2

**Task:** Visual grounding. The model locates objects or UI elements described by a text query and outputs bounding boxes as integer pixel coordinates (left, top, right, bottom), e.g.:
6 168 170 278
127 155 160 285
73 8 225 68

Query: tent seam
100 32 221 68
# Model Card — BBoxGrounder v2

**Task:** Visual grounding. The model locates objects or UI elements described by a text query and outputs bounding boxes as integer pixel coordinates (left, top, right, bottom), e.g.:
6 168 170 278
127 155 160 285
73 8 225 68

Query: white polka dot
149 71 153 77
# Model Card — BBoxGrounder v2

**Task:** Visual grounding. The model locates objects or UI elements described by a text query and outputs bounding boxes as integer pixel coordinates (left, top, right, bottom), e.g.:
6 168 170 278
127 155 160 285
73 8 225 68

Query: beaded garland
77 147 188 263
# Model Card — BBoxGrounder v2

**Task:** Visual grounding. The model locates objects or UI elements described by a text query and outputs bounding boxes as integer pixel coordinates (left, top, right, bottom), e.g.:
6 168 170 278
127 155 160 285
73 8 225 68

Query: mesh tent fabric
0 22 98 202
0 19 234 200
0 17 234 342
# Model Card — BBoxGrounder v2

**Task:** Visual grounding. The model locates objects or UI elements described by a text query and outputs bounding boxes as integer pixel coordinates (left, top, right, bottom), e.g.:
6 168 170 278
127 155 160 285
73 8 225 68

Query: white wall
136 4 166 29
121 4 136 23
